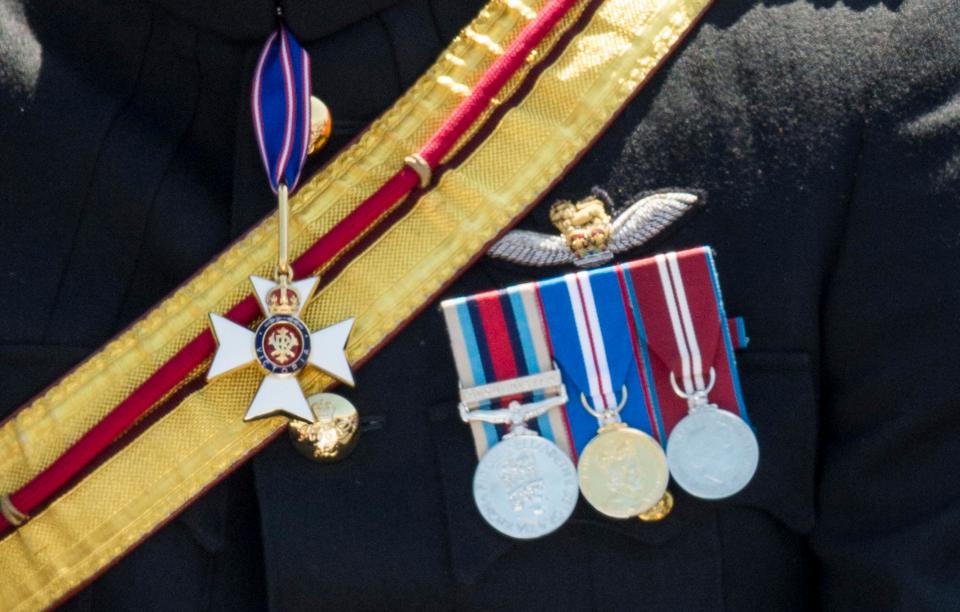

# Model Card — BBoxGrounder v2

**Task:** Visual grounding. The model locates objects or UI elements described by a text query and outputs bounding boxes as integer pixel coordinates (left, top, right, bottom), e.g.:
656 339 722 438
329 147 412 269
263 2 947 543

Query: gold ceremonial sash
0 0 710 608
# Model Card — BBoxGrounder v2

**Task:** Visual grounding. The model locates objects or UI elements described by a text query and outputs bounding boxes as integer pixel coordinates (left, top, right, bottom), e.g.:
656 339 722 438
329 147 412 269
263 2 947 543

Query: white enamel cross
207 275 354 423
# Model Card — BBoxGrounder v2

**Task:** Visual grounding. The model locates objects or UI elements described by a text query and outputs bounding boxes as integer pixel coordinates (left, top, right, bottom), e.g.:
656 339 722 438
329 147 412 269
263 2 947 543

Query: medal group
441 247 759 538
201 12 758 539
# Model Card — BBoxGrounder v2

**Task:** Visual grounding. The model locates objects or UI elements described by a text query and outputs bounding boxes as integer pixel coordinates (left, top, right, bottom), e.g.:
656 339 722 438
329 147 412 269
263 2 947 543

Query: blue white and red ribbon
537 267 659 454
252 23 312 193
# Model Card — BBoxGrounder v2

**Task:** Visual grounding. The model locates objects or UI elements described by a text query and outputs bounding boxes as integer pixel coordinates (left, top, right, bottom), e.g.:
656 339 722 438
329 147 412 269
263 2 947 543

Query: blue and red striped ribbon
252 23 312 193
442 286 577 460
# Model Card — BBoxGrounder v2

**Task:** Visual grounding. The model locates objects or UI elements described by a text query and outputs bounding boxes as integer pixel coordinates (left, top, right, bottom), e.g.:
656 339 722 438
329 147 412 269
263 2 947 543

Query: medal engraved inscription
666 408 759 500
254 315 311 375
473 435 578 539
577 425 669 518
459 370 563 406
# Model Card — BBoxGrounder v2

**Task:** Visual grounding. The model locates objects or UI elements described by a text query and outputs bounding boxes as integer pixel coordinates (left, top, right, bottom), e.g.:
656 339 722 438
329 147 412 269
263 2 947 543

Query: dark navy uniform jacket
1 1 959 609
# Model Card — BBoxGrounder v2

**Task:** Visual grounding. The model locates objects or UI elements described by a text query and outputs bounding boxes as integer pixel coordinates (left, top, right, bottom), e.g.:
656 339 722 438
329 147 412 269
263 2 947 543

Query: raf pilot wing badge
487 189 701 268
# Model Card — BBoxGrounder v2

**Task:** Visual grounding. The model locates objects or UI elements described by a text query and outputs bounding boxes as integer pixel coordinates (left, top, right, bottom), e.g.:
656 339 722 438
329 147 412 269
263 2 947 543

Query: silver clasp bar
458 367 567 429
458 368 563 406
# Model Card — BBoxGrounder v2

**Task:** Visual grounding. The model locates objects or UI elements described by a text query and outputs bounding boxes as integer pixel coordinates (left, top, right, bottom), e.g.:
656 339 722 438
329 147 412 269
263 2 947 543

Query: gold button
637 490 674 522
308 96 332 155
288 393 359 462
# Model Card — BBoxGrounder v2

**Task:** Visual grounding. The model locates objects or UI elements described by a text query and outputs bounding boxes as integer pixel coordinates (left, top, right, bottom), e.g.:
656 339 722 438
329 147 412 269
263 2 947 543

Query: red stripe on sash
418 0 576 168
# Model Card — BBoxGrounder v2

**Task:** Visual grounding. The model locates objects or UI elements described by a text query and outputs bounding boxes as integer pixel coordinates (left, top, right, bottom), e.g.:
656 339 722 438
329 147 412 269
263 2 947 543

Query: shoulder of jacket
865 0 960 119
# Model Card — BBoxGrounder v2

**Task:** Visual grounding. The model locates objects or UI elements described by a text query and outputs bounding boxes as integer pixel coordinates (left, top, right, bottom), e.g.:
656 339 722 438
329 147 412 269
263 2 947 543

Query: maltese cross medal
207 275 354 423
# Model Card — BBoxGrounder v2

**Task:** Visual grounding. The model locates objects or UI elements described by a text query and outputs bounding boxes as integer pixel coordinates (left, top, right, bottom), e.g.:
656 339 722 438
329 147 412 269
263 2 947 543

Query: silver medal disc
473 435 579 539
666 408 759 500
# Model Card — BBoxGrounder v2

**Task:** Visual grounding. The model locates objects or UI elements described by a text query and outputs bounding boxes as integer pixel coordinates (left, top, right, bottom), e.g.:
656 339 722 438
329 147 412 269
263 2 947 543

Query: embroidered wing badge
487 191 699 268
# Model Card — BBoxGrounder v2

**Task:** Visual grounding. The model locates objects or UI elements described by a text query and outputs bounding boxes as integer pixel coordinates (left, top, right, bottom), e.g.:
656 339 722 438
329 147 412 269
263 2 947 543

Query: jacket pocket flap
729 351 818 533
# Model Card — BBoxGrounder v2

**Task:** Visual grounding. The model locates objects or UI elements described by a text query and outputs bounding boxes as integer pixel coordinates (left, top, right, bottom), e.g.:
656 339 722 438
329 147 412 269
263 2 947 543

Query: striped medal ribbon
628 248 758 499
442 288 578 539
252 21 312 193
207 20 358 434
538 266 669 518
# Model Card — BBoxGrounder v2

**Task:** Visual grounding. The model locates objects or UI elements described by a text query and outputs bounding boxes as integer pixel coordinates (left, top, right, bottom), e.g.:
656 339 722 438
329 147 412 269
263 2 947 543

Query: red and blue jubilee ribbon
252 23 312 193
624 247 750 435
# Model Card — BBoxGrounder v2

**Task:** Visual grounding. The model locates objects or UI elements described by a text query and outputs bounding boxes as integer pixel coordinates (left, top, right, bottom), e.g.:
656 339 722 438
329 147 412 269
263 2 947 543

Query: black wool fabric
1 0 959 610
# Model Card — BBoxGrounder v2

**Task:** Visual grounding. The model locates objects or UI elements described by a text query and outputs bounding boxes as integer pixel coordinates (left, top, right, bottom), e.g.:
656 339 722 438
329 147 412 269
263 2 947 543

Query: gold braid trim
0 0 563 495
